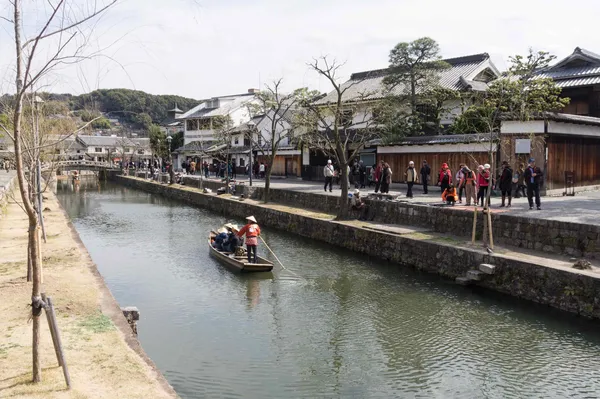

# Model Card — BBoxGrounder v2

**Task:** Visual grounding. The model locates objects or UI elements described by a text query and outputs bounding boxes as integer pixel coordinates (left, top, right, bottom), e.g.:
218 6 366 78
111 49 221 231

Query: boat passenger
237 216 261 264
212 227 228 251
223 224 241 253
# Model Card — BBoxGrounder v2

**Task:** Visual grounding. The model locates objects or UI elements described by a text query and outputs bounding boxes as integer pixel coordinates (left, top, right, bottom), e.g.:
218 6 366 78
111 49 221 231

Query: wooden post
41 293 61 366
45 296 71 388
471 205 478 244
487 209 494 249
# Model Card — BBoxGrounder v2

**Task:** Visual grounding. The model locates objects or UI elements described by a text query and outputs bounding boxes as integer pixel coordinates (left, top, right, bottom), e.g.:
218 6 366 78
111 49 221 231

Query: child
442 184 458 206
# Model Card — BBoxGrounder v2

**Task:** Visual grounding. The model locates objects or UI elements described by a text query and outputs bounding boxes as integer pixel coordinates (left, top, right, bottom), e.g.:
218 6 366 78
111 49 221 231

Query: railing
42 160 118 170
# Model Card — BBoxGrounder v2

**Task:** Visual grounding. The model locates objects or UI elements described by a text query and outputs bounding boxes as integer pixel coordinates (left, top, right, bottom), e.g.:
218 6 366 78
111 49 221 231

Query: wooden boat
208 233 274 272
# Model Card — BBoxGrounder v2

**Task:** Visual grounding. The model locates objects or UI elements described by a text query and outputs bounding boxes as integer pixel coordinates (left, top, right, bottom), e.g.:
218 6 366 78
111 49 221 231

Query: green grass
79 313 114 333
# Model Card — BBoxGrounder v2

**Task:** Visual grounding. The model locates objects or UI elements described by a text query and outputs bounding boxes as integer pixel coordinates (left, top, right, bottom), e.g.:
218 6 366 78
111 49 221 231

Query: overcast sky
1 0 599 101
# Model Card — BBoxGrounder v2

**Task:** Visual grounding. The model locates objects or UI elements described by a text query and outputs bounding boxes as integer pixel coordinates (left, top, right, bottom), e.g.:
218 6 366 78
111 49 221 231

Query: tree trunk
264 163 273 204
337 163 349 220
13 0 43 382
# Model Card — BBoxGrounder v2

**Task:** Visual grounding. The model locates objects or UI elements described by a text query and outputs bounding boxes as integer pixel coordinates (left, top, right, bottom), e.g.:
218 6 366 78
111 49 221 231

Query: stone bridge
42 160 121 172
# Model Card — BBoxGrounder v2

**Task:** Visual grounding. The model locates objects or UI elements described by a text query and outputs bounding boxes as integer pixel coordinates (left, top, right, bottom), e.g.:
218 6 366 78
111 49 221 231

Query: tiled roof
315 53 498 105
180 93 256 120
373 133 496 147
535 47 600 89
174 140 212 153
542 112 600 127
77 135 136 147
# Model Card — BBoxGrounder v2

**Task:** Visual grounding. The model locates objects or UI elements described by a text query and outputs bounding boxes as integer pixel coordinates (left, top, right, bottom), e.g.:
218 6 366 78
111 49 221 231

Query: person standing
477 164 491 207
461 166 477 206
524 158 543 210
358 160 367 188
455 164 465 204
323 159 335 192
438 163 452 193
380 162 392 193
499 161 513 207
259 162 265 179
190 159 196 175
237 216 261 264
420 160 431 194
404 161 418 198
374 161 383 193
204 161 209 178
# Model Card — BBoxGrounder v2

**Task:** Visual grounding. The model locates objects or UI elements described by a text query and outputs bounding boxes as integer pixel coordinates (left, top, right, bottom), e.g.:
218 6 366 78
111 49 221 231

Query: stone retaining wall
238 185 600 259
115 176 600 319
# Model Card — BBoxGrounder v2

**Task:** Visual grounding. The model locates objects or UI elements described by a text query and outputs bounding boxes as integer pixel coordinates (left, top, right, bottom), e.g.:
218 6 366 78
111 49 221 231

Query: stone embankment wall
243 185 600 259
115 176 600 319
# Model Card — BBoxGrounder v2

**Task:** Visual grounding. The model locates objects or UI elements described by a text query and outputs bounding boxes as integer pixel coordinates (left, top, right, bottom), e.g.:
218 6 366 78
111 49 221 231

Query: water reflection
56 180 600 399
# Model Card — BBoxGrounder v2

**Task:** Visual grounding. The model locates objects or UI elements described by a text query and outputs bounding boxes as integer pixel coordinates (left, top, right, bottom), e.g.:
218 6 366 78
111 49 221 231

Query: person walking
460 166 477 206
477 164 491 207
190 159 196 175
499 160 513 207
323 159 335 192
204 161 209 178
404 161 418 198
438 163 452 193
455 163 465 204
259 163 265 179
374 161 383 193
420 160 431 194
524 158 543 210
237 216 261 264
380 162 392 194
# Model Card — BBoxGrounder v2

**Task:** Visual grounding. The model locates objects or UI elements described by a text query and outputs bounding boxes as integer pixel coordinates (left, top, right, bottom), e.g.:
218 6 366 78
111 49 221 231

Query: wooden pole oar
259 236 287 271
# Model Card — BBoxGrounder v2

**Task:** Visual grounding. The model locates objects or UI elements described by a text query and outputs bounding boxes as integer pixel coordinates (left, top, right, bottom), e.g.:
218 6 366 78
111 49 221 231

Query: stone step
466 270 484 281
455 276 471 285
479 263 496 275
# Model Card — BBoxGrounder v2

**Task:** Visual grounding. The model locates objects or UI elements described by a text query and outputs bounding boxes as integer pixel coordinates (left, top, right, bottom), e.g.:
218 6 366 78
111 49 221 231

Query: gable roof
536 47 600 88
315 53 500 105
77 135 136 147
179 92 256 120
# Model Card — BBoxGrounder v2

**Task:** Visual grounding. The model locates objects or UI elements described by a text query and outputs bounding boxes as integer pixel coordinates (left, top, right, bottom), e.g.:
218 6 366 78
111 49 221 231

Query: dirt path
0 188 177 398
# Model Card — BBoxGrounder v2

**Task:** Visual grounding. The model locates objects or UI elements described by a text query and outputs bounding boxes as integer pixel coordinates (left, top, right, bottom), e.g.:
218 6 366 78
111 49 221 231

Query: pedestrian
323 159 334 192
237 216 261 264
204 161 209 178
374 161 383 193
460 166 477 206
404 161 418 198
253 161 259 179
442 184 458 206
380 162 392 193
438 163 452 193
351 160 359 187
477 164 491 207
524 158 543 210
358 160 367 188
455 163 465 203
369 164 376 187
420 160 431 194
3 159 9 173
515 163 526 198
259 162 265 179
499 160 513 207
190 159 196 175
231 161 237 179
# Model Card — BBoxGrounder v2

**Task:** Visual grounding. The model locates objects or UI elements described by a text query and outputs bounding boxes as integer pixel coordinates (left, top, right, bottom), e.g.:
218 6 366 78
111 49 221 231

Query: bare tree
247 80 315 203
0 0 117 383
300 57 383 220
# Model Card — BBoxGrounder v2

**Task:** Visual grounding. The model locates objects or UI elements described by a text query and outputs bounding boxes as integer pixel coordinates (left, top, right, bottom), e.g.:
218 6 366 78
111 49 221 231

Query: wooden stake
471 205 478 244
45 296 71 388
487 209 494 249
41 293 61 366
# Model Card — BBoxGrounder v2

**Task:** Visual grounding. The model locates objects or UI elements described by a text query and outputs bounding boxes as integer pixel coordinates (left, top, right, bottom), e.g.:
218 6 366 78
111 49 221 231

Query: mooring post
121 306 140 335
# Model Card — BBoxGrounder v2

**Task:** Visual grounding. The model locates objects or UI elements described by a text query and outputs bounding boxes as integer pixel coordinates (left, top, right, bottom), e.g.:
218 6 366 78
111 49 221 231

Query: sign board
515 139 531 154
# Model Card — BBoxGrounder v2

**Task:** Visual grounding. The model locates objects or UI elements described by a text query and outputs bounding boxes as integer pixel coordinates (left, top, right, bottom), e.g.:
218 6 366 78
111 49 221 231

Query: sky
1 0 600 102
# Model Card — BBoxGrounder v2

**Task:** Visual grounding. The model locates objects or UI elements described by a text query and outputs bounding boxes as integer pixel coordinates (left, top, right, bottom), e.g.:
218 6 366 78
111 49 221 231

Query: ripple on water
58 182 600 399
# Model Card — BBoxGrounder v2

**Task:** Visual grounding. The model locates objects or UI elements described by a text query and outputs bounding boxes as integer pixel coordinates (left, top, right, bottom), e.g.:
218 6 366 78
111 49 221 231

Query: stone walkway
184 174 600 225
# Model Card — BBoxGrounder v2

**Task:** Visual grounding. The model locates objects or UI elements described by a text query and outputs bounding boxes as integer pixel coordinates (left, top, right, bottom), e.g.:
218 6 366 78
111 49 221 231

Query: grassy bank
0 189 177 398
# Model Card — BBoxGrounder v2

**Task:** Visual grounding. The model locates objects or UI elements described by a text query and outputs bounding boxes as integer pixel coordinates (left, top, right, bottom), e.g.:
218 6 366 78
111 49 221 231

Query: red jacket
478 171 490 187
439 169 452 185
237 223 261 238
374 165 382 181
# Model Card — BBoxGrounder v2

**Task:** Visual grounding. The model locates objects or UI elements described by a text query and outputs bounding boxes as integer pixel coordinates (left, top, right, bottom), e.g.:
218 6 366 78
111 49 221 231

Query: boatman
237 216 260 264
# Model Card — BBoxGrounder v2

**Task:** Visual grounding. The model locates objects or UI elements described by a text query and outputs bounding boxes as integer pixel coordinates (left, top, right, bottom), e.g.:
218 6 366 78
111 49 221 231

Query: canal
56 179 600 398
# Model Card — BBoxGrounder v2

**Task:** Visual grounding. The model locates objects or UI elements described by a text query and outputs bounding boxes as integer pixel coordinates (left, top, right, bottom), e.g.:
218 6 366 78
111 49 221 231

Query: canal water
56 180 600 399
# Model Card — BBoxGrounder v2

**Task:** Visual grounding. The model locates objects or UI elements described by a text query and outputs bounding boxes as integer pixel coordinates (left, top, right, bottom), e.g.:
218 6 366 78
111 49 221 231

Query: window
123 147 130 153
239 158 245 167
198 118 211 129
187 119 199 131
77 150 81 154
95 147 102 153
257 135 262 146
137 149 145 154
234 136 239 145
339 110 353 126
